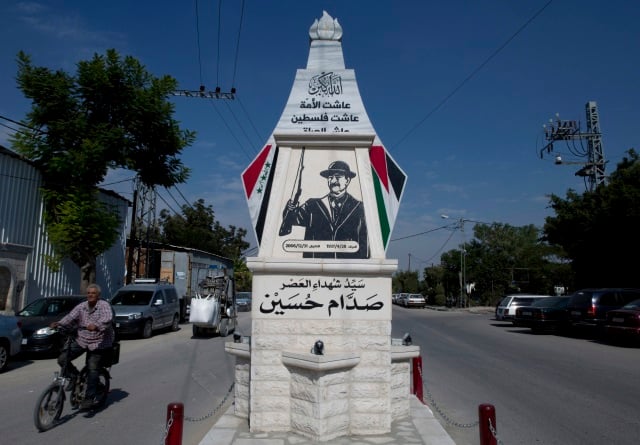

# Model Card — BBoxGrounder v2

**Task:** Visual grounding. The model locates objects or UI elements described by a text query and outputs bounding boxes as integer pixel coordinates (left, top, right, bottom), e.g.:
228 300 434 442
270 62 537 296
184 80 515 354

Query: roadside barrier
479 403 497 445
161 382 235 445
411 355 424 403
165 402 184 445
413 356 502 444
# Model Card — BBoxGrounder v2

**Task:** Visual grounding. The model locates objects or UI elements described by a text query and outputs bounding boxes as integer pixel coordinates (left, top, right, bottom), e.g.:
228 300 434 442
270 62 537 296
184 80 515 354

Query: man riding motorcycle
51 283 115 410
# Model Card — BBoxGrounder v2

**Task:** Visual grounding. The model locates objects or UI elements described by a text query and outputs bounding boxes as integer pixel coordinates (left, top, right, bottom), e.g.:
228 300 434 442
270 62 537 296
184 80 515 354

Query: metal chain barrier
489 418 505 445
184 381 235 422
160 410 174 445
416 361 479 429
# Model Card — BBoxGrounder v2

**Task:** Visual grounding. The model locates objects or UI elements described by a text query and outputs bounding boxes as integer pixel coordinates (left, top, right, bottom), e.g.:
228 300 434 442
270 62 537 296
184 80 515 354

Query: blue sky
1 1 639 273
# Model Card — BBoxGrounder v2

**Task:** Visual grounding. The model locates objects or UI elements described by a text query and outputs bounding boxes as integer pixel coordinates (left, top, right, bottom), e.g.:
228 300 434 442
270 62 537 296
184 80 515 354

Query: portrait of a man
279 159 370 259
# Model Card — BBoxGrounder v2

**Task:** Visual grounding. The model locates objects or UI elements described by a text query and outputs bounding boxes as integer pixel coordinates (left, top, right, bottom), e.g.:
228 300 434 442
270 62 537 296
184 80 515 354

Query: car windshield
17 298 81 316
512 297 536 305
17 299 49 316
621 299 640 310
111 291 154 306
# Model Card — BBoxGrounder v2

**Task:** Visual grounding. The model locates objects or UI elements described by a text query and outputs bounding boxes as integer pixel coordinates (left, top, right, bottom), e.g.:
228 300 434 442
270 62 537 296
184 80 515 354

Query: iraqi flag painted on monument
369 145 406 250
242 142 279 245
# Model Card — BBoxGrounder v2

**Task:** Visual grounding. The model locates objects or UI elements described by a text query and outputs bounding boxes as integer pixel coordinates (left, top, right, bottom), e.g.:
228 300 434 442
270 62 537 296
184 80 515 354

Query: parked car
110 280 180 338
15 295 85 356
495 296 508 318
603 298 640 343
236 292 252 312
0 314 23 372
513 296 571 332
566 288 640 333
495 294 552 322
395 293 408 306
403 293 426 308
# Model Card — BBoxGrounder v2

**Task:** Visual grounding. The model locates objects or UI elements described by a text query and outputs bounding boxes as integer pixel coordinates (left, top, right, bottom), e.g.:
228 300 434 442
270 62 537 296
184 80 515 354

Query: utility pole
126 176 157 283
539 101 607 192
441 215 468 308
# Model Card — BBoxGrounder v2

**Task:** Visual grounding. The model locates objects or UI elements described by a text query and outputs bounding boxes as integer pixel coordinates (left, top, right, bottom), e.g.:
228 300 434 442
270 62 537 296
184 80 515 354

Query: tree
435 223 565 307
392 270 420 294
12 49 195 289
469 223 561 305
159 199 250 263
544 149 640 287
422 264 445 305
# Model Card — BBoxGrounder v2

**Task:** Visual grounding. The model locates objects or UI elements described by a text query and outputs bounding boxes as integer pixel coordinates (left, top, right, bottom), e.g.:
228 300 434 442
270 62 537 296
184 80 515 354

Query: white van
495 294 552 322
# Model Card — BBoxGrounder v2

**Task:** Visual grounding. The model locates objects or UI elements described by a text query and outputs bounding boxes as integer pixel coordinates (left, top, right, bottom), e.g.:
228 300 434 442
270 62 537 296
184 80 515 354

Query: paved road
0 312 252 445
4 306 639 445
392 306 640 445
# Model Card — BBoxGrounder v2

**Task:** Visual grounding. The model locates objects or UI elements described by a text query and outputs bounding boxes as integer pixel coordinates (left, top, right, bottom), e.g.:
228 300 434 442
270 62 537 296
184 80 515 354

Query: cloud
15 2 126 51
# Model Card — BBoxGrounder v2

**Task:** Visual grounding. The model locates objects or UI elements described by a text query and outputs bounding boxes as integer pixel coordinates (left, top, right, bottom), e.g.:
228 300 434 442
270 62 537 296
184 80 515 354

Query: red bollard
412 356 424 404
165 402 184 445
478 403 497 445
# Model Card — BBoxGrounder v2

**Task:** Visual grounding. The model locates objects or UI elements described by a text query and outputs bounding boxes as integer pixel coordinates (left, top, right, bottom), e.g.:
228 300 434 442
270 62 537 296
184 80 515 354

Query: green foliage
159 199 250 263
233 259 253 292
43 188 120 265
423 222 568 306
392 270 420 293
543 149 640 287
11 49 194 285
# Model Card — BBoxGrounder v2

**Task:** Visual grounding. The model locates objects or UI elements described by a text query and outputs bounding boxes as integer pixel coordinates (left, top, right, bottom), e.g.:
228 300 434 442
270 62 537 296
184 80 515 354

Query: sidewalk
198 395 455 445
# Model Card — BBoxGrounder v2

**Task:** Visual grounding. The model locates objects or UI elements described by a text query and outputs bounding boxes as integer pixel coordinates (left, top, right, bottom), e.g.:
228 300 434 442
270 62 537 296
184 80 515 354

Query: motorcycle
33 326 119 431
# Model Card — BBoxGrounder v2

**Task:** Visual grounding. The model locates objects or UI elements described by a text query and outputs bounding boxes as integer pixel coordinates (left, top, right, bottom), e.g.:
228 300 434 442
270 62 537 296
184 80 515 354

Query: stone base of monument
226 335 420 441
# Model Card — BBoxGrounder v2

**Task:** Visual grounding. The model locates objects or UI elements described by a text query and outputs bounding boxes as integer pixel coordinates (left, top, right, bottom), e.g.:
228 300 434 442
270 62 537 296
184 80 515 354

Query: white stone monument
226 11 417 441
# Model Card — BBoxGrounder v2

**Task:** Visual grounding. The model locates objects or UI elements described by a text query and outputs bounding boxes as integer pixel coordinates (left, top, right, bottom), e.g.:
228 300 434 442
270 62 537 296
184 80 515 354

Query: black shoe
64 375 77 391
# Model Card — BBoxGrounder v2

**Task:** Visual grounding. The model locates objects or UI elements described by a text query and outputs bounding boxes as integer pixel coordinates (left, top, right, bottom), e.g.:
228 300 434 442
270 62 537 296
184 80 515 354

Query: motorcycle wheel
34 383 65 432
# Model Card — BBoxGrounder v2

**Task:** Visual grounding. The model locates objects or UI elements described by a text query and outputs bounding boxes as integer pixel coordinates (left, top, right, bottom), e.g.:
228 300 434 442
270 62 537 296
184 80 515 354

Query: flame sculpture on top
309 10 343 41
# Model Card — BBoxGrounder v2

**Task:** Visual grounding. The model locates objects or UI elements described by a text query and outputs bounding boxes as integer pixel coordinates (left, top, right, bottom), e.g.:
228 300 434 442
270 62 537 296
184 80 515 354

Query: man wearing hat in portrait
279 160 370 259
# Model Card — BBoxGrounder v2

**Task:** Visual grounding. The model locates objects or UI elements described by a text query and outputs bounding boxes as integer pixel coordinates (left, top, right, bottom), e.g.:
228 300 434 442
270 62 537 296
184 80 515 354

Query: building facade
0 145 129 313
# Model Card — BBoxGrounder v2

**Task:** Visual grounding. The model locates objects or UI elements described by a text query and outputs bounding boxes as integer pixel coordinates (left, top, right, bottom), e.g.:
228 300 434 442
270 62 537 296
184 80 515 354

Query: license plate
522 311 532 316
571 311 581 316
116 323 120 328
612 317 624 323
21 338 27 345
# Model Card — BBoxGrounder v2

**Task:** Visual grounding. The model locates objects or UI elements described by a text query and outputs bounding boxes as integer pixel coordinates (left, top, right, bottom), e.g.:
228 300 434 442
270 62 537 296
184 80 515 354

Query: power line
208 100 254 160
394 0 555 149
236 95 266 145
216 0 222 88
195 0 204 87
101 176 136 187
156 190 181 216
223 99 260 152
162 187 186 213
231 0 245 88
390 223 456 242
169 184 192 208
0 114 45 135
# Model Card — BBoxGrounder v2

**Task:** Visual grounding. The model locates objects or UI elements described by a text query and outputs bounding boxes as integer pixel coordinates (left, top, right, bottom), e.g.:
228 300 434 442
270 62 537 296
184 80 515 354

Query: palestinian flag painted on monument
369 145 406 250
242 143 279 245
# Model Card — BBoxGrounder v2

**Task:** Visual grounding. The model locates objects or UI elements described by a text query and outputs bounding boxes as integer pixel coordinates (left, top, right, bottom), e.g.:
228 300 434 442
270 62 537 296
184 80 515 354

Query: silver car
403 293 427 308
496 294 552 321
0 314 23 372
